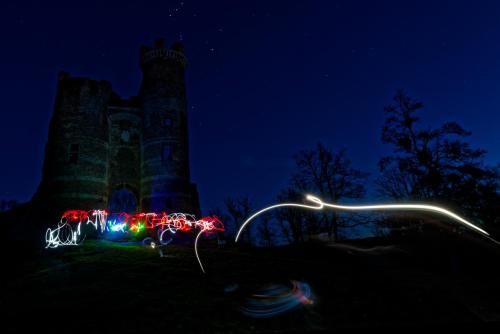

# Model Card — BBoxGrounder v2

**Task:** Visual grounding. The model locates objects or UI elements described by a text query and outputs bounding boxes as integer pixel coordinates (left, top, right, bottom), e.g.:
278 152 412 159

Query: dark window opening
69 144 79 164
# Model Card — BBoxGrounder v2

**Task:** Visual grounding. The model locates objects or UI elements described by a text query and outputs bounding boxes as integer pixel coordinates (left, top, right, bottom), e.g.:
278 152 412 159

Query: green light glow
130 222 145 233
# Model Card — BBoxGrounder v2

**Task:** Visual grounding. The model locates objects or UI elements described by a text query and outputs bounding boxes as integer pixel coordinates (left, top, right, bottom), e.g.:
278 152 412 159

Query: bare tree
276 187 307 244
256 214 275 247
378 91 500 227
288 144 369 240
225 196 254 245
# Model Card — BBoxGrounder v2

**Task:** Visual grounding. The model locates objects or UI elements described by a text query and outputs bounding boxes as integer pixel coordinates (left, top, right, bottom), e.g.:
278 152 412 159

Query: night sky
1 0 500 213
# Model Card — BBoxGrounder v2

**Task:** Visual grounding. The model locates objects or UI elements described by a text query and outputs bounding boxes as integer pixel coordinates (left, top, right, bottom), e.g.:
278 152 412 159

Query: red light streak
45 209 224 273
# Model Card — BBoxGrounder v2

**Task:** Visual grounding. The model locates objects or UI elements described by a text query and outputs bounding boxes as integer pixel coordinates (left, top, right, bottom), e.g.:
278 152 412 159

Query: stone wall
34 38 200 220
36 73 111 216
108 98 142 211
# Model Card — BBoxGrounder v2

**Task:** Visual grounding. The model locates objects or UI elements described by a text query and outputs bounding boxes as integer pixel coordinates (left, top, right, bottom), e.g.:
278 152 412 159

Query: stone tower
139 38 199 214
37 74 112 216
34 38 200 218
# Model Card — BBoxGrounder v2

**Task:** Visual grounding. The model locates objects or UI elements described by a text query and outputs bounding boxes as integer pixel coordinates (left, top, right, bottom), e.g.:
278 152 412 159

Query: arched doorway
109 187 137 213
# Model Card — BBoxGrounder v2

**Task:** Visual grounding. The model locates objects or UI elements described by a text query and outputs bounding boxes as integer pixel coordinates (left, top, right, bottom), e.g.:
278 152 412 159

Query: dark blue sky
1 0 500 212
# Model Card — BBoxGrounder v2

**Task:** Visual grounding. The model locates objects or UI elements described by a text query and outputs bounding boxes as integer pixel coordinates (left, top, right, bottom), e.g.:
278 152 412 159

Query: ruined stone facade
35 38 200 216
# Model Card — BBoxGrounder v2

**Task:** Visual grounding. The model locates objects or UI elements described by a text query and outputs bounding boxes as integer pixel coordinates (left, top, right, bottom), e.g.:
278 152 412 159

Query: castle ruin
34 38 200 217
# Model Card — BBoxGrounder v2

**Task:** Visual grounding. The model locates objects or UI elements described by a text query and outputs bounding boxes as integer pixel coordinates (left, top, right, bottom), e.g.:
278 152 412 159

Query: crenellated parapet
140 38 187 68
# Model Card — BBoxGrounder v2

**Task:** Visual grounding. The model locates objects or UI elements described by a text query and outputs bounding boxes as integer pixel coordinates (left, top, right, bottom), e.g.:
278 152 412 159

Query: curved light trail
194 229 206 273
235 194 491 243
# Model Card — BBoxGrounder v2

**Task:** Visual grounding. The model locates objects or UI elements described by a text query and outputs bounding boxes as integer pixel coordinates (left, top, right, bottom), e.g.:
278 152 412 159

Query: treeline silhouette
217 91 500 246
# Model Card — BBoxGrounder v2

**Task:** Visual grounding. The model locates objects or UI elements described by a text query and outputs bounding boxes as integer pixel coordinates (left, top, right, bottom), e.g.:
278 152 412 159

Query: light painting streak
195 229 206 273
241 280 313 318
87 210 108 232
45 209 224 273
235 194 491 243
45 221 82 248
108 221 126 232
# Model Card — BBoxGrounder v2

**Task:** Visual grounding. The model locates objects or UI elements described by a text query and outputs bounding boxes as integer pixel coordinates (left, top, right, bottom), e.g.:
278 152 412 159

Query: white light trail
45 221 82 248
88 210 108 232
235 195 491 243
195 229 206 273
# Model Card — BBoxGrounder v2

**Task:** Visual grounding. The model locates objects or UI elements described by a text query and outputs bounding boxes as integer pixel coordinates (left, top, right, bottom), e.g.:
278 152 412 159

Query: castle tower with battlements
35 38 200 217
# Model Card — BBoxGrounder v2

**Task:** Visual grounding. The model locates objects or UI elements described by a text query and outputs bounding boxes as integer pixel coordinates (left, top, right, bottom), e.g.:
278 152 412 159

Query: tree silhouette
224 196 254 245
256 213 275 247
280 143 369 241
377 90 500 227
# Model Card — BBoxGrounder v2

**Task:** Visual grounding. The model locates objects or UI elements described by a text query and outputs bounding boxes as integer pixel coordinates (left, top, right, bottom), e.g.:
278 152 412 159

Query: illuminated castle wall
36 38 200 216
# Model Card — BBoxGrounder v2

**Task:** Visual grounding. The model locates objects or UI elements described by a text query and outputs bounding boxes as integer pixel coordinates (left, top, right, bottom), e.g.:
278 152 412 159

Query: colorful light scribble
235 194 495 243
45 209 224 272
108 221 126 232
130 222 145 233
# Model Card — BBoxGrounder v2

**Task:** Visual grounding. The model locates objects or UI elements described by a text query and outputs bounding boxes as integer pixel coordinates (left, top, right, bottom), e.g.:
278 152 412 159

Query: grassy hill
4 234 500 332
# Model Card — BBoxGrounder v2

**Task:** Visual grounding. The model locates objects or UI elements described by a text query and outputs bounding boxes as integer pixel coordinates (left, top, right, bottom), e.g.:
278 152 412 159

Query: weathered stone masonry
35 38 200 217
